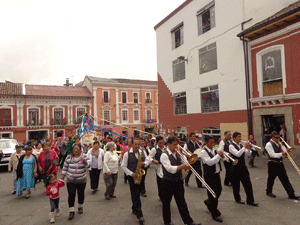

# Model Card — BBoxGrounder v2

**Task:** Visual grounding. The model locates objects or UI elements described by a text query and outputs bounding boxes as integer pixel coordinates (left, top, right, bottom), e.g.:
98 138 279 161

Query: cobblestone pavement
1 155 300 225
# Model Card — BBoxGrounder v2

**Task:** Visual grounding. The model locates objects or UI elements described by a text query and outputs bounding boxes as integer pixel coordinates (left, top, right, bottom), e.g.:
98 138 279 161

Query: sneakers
49 212 55 223
55 208 60 217
68 212 75 220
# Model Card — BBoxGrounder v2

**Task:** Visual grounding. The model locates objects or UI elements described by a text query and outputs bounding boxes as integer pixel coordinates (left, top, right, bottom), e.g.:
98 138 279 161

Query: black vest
162 151 182 181
223 139 231 153
186 140 200 153
203 147 222 176
127 150 146 173
268 141 283 163
230 142 246 167
154 147 163 164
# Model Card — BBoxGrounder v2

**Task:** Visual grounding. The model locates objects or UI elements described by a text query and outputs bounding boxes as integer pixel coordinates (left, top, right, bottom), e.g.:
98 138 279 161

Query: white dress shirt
121 148 150 176
229 141 252 157
148 146 164 178
265 140 286 158
160 148 181 174
201 147 222 173
183 140 200 152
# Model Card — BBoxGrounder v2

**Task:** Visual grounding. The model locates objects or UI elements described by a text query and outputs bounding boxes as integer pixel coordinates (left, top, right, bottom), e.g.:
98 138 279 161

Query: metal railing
26 119 43 126
0 119 13 126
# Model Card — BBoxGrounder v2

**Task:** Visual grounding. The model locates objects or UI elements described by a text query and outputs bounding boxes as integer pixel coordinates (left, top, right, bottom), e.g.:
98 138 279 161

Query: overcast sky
0 0 184 85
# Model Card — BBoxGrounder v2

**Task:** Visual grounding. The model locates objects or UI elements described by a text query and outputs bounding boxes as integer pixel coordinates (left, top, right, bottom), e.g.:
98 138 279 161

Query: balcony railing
145 99 152 103
134 99 138 103
51 119 67 125
103 98 110 104
0 119 13 126
26 119 43 126
143 119 155 123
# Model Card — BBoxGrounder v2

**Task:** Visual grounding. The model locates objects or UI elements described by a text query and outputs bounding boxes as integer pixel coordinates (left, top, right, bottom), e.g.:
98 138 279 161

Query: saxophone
134 150 146 184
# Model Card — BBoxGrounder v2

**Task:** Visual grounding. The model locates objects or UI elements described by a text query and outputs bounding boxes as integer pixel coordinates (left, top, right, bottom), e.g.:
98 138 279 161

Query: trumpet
221 151 239 166
241 140 262 151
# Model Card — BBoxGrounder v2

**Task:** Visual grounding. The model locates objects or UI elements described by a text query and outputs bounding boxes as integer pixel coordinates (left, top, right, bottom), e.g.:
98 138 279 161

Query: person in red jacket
37 143 59 186
46 174 65 223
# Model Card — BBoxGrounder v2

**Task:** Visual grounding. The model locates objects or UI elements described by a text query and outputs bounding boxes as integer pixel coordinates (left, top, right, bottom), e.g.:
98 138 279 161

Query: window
28 108 39 125
146 110 152 120
103 91 109 103
122 110 128 121
133 93 138 103
173 58 185 82
262 50 283 96
76 108 85 123
146 93 152 103
0 109 12 126
134 110 139 121
174 92 187 115
104 110 110 124
53 108 63 125
199 42 217 74
197 2 215 35
122 92 127 103
171 22 184 49
201 85 219 113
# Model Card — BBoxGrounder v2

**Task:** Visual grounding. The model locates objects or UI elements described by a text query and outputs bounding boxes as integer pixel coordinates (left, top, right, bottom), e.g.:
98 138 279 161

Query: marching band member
183 132 203 188
229 132 259 206
139 138 149 197
121 138 150 225
218 131 233 186
147 136 165 201
160 136 201 225
265 131 300 199
201 136 224 222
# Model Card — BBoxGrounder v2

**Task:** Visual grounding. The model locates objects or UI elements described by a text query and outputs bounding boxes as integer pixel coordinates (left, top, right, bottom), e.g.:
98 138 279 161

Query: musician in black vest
184 132 203 188
121 138 150 225
229 132 259 206
201 136 224 222
218 131 233 186
139 138 149 197
147 136 165 201
160 136 201 225
265 131 300 199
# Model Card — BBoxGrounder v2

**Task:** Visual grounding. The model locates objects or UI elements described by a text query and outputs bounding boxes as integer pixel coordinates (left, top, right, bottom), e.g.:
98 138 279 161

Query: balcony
26 119 43 126
134 99 138 104
103 98 110 104
145 99 152 104
144 119 155 123
0 119 13 127
51 119 67 126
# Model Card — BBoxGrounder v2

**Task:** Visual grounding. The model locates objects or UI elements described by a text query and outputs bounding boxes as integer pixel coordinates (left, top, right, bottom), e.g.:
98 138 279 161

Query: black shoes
141 193 147 197
185 182 189 186
139 217 145 225
236 200 245 204
213 216 223 223
185 222 202 225
68 212 75 220
289 195 300 200
165 222 174 225
248 202 259 207
78 207 83 214
267 193 276 198
110 195 116 198
224 183 232 186
12 191 16 195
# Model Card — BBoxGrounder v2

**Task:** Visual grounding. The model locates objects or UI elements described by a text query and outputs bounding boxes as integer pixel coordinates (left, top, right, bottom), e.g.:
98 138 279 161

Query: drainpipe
240 18 253 136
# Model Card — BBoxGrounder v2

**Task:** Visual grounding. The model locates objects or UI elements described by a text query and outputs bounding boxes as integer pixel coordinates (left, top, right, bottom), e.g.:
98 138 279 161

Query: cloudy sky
0 0 184 85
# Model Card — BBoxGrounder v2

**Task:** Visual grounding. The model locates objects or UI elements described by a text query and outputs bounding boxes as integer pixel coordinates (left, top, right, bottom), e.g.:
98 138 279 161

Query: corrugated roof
25 85 93 97
86 76 158 86
238 1 300 37
0 81 23 95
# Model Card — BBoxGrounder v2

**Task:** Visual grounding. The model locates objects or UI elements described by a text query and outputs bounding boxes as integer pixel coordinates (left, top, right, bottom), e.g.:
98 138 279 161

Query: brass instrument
177 145 199 164
241 140 262 152
279 137 300 175
177 145 217 198
222 151 239 166
134 150 146 184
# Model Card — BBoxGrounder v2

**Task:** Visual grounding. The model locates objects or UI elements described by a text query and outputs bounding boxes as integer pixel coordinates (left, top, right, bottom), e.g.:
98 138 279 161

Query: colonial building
238 1 300 147
155 0 297 143
77 75 158 138
0 81 93 142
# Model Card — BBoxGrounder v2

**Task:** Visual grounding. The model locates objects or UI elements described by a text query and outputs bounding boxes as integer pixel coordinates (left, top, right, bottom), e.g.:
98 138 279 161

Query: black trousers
124 172 128 183
67 182 86 208
223 161 233 185
156 174 163 200
140 167 148 194
232 166 255 204
204 173 222 217
266 161 295 196
128 176 143 219
185 160 202 187
161 179 194 224
90 168 101 190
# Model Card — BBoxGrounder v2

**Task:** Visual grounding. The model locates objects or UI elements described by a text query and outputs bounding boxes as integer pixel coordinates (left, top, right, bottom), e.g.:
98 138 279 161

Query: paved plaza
1 155 300 225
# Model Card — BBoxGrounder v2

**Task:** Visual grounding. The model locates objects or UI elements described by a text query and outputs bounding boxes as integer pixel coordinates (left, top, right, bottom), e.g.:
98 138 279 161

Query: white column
115 88 120 124
93 89 97 120
16 104 19 126
20 105 24 126
44 105 46 126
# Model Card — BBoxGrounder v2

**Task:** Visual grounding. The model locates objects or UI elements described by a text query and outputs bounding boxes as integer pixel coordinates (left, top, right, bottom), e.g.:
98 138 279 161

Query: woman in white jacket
87 141 105 194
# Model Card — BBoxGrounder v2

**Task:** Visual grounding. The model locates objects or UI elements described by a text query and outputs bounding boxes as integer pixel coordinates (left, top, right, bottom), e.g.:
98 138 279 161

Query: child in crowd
8 145 25 194
45 174 65 223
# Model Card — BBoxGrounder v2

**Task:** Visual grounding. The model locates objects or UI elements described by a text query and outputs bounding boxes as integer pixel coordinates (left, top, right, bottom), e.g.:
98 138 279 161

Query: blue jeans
13 170 17 192
50 198 60 212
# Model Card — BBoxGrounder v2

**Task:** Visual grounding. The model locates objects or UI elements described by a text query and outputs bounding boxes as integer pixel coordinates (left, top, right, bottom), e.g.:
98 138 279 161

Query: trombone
177 145 217 198
241 140 262 152
279 137 300 175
